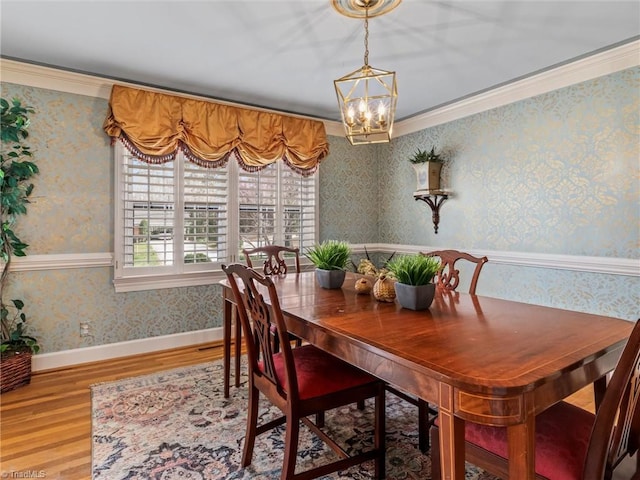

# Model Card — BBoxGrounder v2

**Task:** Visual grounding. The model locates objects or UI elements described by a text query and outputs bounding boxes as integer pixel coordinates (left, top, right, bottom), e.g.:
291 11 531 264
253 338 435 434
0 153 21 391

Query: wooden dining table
221 271 634 480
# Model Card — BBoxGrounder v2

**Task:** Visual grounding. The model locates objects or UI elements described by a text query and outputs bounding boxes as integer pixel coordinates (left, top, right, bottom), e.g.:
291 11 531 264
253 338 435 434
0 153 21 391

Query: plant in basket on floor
1 97 41 393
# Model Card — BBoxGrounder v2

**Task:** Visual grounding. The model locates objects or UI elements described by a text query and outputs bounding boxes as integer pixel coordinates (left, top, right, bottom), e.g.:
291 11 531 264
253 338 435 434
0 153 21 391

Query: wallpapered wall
376 66 639 319
1 65 638 354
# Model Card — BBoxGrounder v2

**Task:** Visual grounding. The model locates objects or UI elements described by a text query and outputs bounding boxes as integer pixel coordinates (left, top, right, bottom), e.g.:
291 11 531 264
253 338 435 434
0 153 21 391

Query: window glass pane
122 154 175 267
281 167 316 252
238 165 277 250
183 162 228 264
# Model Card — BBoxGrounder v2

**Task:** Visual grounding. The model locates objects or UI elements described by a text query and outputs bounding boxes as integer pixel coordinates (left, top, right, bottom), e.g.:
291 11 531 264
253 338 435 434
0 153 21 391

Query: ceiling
1 1 639 123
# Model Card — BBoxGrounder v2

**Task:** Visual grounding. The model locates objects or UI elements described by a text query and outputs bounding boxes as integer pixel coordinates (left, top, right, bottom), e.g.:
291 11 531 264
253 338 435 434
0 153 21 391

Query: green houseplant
386 254 441 310
409 147 444 192
1 97 41 392
409 147 442 164
305 240 351 289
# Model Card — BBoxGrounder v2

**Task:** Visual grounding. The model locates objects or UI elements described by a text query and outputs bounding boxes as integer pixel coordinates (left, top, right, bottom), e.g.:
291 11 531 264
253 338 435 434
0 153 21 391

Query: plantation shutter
122 154 175 268
183 162 229 265
281 167 316 252
238 164 278 250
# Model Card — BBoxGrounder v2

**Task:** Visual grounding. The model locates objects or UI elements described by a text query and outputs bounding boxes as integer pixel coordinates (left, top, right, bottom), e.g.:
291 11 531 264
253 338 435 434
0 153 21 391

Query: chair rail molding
8 252 113 271
352 245 640 277
8 249 639 277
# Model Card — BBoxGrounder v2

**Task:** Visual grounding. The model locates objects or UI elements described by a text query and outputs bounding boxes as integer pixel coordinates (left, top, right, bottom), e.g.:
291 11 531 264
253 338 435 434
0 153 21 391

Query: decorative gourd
355 277 372 294
373 274 396 302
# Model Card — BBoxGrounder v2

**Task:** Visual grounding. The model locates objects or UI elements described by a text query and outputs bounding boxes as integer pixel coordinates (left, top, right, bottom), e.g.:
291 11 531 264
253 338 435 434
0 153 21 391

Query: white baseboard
31 327 224 372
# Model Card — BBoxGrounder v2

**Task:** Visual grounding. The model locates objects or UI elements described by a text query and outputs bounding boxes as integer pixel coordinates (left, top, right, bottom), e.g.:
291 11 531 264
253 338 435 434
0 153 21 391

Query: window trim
113 142 319 292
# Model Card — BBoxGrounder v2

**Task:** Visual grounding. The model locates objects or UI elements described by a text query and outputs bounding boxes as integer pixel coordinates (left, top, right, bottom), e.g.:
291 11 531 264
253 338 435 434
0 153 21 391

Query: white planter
412 162 442 191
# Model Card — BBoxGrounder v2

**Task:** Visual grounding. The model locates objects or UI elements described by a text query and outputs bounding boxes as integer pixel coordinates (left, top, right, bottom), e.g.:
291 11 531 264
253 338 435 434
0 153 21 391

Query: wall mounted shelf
414 190 449 234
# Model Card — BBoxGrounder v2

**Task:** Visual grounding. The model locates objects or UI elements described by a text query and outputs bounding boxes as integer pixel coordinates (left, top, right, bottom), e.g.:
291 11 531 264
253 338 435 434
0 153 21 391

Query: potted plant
409 147 443 192
305 240 351 289
386 254 441 310
1 97 41 393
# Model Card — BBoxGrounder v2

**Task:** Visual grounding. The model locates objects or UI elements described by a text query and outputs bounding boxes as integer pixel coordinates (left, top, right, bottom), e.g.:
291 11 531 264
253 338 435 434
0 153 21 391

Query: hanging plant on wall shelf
409 147 444 192
1 97 41 393
408 147 442 164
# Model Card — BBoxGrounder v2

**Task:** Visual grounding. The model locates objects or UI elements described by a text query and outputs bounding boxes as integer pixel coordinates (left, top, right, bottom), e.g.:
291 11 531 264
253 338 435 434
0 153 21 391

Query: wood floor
0 341 595 480
1 341 224 480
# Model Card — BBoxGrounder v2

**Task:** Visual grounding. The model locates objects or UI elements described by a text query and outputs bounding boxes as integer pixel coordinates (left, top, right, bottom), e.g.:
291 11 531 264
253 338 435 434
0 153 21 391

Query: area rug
91 358 499 479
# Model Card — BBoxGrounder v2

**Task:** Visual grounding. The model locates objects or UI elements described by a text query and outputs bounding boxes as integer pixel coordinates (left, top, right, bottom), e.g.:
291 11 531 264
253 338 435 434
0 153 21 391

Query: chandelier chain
363 8 369 66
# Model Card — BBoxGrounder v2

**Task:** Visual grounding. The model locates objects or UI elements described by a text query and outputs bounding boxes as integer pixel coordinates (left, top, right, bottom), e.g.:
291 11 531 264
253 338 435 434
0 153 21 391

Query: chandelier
333 0 400 145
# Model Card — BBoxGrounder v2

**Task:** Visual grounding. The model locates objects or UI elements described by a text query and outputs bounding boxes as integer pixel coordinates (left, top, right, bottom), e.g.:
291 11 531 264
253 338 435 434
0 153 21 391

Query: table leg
594 375 607 411
234 306 241 387
438 383 465 480
507 415 536 479
223 298 232 398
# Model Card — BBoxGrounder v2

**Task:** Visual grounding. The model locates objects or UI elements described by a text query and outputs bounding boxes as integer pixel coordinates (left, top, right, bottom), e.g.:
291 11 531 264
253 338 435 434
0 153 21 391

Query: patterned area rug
91 358 499 479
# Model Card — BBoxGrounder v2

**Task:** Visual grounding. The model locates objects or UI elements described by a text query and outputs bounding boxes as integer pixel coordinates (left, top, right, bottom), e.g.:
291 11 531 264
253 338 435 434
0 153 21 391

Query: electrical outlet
80 322 91 337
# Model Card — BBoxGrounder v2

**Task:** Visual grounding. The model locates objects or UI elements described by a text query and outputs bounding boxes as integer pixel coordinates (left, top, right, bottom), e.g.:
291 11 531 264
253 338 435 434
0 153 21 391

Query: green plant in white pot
305 240 351 289
386 254 441 310
409 147 443 192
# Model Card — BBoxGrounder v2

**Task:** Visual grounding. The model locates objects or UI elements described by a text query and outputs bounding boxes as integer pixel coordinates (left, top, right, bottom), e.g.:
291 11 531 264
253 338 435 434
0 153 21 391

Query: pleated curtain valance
103 85 329 175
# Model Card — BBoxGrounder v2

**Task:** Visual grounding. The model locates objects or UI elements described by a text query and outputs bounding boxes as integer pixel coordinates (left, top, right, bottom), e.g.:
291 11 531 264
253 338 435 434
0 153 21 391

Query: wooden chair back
421 249 488 295
222 263 299 402
584 319 640 480
242 245 300 275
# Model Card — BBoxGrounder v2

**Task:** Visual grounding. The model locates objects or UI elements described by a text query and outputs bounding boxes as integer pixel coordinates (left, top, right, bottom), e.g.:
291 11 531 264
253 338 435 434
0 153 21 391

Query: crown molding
5 40 638 141
0 57 341 132
0 58 114 99
393 39 640 137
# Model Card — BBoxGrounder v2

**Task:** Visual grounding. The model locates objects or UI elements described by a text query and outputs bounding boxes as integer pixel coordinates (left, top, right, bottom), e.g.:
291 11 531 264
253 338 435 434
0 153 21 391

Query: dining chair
430 319 640 480
222 263 386 480
242 244 303 351
224 245 302 396
386 249 489 453
421 249 489 295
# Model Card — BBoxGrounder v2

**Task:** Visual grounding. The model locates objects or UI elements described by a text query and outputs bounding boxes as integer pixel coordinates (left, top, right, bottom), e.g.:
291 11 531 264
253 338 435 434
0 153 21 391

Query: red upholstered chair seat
261 344 378 400
435 401 595 480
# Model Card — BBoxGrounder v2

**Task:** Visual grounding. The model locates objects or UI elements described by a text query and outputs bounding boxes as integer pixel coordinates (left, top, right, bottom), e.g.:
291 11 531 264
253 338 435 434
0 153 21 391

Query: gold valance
103 85 328 175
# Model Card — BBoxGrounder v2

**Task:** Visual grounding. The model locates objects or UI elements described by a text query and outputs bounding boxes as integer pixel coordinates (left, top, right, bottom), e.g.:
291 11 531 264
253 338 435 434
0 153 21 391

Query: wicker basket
1 350 33 393
373 276 396 303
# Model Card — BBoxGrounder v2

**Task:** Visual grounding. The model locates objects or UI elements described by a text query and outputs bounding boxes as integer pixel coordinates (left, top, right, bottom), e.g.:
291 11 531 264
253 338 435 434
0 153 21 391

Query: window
113 142 318 291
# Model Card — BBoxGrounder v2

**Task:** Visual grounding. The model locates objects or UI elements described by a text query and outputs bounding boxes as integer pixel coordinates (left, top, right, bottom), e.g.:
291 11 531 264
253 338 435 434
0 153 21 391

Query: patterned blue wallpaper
381 67 639 257
1 66 638 354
